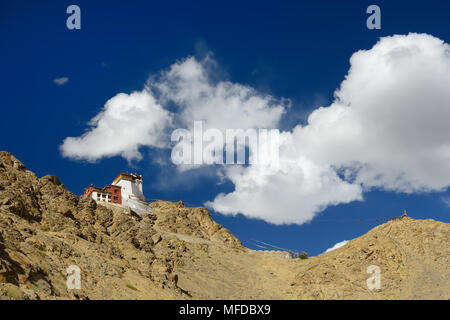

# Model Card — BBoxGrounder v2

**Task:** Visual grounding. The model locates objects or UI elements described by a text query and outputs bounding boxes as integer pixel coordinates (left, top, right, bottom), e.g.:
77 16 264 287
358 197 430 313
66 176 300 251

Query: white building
91 190 111 203
112 173 151 214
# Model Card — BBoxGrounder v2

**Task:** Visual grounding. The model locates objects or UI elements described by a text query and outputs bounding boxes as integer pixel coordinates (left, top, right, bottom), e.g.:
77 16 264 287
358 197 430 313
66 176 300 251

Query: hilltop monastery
84 173 151 214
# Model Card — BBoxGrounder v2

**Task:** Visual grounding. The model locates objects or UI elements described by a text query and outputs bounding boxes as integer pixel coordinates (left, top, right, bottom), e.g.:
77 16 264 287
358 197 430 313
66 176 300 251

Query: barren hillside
0 151 448 299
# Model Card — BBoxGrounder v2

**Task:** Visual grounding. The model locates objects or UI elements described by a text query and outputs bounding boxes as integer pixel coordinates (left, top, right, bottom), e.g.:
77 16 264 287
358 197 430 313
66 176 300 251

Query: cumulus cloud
53 77 69 86
295 33 450 193
206 135 363 224
441 196 450 208
61 56 286 163
60 91 172 162
61 33 450 225
149 56 286 131
325 240 349 253
207 33 450 224
152 56 287 170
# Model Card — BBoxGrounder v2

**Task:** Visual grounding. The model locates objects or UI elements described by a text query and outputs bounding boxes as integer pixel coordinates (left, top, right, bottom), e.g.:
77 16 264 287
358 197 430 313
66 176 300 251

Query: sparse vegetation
58 270 67 280
126 284 138 291
289 250 308 259
0 241 16 251
298 252 308 259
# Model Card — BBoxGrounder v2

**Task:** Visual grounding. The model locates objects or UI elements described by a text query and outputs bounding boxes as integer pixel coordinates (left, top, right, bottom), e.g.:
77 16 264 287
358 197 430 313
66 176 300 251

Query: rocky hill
289 217 449 299
0 151 448 299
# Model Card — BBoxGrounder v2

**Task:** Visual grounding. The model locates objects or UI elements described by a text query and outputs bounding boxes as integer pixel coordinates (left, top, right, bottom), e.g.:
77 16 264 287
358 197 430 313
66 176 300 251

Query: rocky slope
288 217 449 299
0 151 239 299
0 151 448 299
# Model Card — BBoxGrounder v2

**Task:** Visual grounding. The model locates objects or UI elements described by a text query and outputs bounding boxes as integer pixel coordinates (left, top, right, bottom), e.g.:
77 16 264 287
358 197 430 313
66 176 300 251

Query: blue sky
1 0 450 255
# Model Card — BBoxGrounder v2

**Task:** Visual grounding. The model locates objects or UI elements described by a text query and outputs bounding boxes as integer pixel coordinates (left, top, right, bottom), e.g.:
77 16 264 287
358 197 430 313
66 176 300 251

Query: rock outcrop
0 151 239 299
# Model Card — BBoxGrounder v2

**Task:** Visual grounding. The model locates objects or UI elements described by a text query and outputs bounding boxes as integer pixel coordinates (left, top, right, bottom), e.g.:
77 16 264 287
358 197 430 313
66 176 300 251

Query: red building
84 184 122 204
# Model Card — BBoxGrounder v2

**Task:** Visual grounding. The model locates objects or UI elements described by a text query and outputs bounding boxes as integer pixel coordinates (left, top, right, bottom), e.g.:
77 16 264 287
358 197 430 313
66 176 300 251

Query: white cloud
441 196 450 208
61 56 287 163
325 240 349 253
53 77 69 86
60 91 172 162
205 133 363 225
152 56 287 171
208 33 450 224
149 56 286 131
296 33 450 193
61 34 450 225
